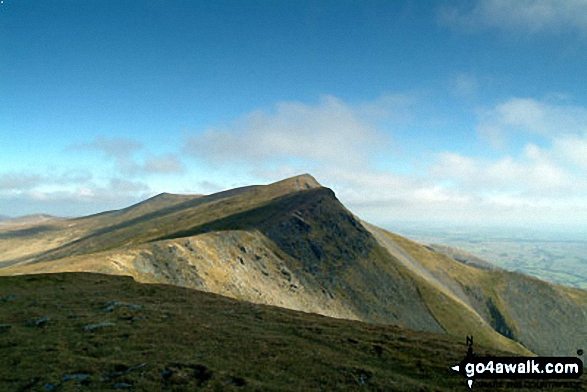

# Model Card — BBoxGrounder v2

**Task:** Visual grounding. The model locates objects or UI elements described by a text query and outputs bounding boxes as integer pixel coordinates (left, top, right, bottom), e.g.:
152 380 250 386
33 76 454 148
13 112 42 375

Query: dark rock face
257 188 443 332
261 189 375 277
486 298 515 340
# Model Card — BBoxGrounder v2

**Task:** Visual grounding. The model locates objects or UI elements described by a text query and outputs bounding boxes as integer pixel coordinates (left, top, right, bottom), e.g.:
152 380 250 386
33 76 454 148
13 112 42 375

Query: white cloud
0 173 43 191
70 136 185 175
0 171 93 192
439 0 587 34
358 93 417 122
0 178 153 217
552 132 587 169
70 136 142 170
185 95 390 169
143 154 186 174
4 94 587 228
181 94 587 228
430 148 580 197
477 97 587 146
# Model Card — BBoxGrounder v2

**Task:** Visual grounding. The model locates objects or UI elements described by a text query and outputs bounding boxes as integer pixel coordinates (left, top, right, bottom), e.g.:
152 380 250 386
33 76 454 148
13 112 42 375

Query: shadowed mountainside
1 174 586 357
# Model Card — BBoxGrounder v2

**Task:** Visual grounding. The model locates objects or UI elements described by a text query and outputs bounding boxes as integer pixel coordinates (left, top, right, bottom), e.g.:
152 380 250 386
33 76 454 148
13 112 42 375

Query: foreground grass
0 273 584 391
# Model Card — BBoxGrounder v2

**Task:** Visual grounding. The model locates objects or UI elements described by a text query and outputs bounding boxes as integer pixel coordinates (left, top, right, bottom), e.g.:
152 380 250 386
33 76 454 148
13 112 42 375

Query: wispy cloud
450 72 479 98
4 93 587 227
429 149 580 196
185 94 587 228
1 177 152 217
0 171 93 192
477 97 587 147
438 0 587 35
0 173 44 191
70 136 185 175
142 154 185 174
553 133 587 170
184 95 392 169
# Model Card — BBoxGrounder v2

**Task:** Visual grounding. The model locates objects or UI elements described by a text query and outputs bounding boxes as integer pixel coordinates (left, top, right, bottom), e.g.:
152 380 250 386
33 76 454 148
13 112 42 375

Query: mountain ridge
1 174 585 357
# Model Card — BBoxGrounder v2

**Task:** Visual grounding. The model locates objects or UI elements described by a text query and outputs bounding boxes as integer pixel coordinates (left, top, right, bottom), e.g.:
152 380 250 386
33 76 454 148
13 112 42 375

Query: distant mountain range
1 174 585 358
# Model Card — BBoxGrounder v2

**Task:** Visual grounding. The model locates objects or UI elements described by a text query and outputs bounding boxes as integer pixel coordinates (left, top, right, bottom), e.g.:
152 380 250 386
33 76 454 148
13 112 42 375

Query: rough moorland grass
6 273 581 391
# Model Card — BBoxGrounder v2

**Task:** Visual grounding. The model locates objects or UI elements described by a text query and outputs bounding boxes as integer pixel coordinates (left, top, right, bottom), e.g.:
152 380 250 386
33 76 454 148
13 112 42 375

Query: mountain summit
0 174 585 357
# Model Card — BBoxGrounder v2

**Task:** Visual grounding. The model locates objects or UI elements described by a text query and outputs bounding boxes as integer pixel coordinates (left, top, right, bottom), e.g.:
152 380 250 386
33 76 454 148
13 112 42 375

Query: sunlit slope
425 243 500 270
0 192 200 266
367 226 587 356
3 177 442 334
6 175 318 265
2 174 586 357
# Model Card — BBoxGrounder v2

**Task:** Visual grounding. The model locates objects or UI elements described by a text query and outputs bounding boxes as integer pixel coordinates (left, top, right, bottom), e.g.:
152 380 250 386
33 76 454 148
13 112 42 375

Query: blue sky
1 0 587 230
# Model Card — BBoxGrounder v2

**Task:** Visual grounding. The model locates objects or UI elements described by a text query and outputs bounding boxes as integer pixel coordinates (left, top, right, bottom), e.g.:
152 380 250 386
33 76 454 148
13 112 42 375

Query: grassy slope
5 273 583 391
0 192 200 266
376 230 587 356
368 226 531 355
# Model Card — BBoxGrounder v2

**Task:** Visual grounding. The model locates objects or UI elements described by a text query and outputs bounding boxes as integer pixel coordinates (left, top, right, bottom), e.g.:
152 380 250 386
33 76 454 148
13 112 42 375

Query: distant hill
424 244 501 270
1 174 586 357
0 214 61 227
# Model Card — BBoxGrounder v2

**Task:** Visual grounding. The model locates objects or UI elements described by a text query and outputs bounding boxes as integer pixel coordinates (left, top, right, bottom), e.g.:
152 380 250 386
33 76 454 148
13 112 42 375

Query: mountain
1 174 586 358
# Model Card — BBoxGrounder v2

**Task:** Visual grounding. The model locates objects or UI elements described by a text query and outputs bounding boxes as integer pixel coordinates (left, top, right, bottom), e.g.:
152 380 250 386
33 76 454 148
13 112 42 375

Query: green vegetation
0 272 541 391
1 174 586 367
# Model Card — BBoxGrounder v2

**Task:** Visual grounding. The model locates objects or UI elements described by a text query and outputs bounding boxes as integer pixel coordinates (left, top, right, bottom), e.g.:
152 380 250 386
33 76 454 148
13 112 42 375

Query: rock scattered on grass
35 317 50 327
82 322 115 331
62 373 91 382
0 324 11 333
103 300 142 312
162 363 213 386
0 295 18 304
226 376 247 386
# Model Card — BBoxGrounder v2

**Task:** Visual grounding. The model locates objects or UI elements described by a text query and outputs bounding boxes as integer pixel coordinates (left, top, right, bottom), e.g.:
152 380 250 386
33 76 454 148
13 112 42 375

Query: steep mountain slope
368 228 587 357
1 174 586 357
